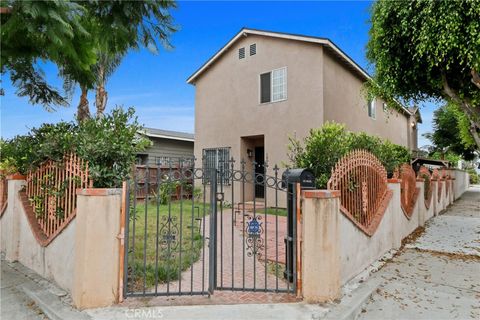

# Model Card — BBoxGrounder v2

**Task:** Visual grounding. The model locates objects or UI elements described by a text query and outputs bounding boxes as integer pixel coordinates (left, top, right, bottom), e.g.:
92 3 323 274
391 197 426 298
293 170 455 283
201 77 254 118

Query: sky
0 1 436 148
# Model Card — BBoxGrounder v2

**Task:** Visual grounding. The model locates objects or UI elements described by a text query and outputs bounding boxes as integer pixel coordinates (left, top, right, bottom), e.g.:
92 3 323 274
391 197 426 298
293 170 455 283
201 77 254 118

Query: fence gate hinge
117 228 125 245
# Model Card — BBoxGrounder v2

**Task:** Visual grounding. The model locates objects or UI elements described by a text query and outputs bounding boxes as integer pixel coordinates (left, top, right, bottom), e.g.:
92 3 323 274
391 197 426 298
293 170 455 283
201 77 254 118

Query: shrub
0 107 149 188
287 122 411 188
466 168 479 184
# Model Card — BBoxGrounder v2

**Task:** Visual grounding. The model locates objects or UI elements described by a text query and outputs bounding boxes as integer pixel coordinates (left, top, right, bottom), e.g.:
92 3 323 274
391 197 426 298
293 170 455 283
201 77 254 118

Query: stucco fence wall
301 172 469 302
0 178 123 309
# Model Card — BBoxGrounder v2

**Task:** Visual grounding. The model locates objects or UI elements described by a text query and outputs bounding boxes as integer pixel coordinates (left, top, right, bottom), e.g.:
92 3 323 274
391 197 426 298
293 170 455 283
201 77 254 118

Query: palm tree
93 49 122 118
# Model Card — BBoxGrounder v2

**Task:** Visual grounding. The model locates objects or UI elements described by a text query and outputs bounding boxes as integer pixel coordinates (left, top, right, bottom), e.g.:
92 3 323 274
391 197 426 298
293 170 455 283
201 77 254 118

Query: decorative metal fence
393 163 419 219
417 166 433 209
25 153 92 244
328 150 392 236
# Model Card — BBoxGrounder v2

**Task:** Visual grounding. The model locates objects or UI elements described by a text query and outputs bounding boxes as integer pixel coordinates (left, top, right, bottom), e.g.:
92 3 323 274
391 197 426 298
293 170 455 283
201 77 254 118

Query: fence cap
303 190 340 199
76 188 122 196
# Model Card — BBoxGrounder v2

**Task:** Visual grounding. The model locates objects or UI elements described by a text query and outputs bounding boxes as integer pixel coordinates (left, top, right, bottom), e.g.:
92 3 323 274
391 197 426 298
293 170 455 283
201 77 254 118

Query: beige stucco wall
72 190 122 309
194 34 325 174
322 50 411 149
0 179 76 292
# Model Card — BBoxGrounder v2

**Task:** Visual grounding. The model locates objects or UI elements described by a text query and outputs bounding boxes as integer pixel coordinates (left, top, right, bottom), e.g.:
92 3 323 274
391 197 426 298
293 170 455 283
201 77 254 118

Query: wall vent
239 47 245 59
250 43 256 56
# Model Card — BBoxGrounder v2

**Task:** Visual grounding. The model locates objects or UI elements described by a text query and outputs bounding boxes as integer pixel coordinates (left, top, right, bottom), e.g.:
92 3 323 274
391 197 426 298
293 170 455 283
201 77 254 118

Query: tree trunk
95 65 107 118
77 86 91 122
441 73 480 150
95 85 107 118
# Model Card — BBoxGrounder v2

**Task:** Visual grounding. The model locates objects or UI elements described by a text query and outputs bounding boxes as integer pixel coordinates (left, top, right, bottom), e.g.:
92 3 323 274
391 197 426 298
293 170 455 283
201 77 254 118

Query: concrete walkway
355 186 480 320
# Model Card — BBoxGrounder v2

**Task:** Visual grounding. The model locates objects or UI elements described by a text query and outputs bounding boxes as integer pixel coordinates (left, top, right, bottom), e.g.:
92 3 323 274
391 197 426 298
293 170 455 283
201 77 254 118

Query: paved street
357 186 480 320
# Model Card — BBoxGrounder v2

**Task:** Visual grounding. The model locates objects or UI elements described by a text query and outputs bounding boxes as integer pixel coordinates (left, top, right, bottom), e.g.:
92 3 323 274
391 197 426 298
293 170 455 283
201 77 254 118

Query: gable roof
187 28 372 84
186 28 413 117
140 127 194 142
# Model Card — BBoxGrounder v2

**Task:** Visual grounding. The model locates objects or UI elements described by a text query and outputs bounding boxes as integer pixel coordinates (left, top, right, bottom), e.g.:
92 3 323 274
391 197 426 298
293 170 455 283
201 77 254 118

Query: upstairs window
239 47 245 59
368 98 376 119
250 43 256 56
260 67 287 104
383 102 388 112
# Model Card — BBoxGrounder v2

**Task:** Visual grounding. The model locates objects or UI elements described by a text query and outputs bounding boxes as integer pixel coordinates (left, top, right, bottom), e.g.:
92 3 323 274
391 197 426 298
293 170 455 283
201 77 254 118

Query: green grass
262 207 287 216
128 200 210 289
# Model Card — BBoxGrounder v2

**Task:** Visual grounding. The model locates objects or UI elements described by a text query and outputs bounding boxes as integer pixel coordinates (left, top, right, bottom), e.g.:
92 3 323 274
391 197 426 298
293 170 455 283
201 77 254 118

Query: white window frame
259 66 288 104
368 98 376 119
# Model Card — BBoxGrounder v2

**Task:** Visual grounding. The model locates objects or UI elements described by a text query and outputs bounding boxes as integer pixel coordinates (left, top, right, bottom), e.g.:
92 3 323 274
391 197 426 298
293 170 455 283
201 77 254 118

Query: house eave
186 28 413 117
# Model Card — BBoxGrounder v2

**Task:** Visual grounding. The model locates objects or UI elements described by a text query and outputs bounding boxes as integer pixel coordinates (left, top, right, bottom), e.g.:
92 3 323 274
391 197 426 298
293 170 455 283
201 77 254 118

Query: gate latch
216 192 224 202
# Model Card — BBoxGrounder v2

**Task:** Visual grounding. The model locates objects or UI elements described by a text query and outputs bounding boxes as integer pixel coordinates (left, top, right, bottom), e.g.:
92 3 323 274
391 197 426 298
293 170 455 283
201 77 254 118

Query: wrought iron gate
123 158 298 298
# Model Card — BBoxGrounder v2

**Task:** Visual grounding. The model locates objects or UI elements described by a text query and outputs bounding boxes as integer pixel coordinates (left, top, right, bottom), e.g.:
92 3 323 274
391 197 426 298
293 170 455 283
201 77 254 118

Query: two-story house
187 28 420 203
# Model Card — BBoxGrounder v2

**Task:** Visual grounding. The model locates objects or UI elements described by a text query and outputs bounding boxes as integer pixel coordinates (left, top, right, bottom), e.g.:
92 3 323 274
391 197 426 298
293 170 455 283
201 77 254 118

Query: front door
254 146 265 198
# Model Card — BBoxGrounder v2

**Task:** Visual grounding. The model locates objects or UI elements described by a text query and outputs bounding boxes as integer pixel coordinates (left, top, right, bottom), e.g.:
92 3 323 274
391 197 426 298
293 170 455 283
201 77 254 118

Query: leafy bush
466 168 479 185
287 122 411 188
0 107 149 188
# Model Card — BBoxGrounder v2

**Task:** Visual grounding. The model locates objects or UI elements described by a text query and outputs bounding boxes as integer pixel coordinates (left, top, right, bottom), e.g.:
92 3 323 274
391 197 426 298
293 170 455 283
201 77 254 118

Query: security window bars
250 43 256 56
368 98 376 119
203 147 230 185
239 47 245 59
260 67 287 104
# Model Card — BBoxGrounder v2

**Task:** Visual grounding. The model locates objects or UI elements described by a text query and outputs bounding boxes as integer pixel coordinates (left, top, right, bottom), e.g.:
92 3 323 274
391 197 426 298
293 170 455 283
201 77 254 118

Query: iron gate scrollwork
123 157 299 298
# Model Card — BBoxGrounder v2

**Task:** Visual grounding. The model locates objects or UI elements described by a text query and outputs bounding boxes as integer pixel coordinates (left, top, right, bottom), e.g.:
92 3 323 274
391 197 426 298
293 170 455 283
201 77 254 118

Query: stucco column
301 190 341 303
72 189 122 309
416 179 426 227
3 176 26 262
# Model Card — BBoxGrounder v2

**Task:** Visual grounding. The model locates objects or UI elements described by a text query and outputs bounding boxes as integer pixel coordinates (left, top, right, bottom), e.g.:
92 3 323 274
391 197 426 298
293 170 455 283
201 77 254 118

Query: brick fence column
301 190 341 303
72 188 122 309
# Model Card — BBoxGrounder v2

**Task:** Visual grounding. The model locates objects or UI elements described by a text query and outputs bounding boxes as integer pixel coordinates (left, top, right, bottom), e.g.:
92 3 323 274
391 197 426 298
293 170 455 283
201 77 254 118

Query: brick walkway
135 211 294 305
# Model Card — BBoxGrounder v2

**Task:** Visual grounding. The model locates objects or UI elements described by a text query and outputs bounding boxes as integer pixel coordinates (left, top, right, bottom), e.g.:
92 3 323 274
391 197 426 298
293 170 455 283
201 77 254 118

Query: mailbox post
282 169 315 283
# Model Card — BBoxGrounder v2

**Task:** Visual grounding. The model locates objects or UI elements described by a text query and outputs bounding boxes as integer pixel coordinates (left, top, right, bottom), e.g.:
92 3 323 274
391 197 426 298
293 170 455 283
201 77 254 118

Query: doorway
254 146 265 198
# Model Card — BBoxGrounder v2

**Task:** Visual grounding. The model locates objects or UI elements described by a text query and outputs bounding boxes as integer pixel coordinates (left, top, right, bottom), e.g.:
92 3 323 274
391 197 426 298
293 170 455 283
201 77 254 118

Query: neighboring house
187 28 421 203
136 128 194 166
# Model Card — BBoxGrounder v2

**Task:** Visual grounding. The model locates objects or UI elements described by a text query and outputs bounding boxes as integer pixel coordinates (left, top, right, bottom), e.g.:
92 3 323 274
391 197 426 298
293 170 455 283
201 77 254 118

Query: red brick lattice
417 166 433 209
443 169 450 196
328 150 393 236
0 173 7 217
432 168 442 202
393 163 420 219
23 153 92 246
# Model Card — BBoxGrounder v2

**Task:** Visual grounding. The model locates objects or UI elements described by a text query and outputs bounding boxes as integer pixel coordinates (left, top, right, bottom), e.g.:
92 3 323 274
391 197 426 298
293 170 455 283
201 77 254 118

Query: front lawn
127 200 210 290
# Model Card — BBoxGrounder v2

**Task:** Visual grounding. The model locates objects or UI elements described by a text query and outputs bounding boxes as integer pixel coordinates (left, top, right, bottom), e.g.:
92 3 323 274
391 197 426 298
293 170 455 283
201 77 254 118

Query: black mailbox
282 168 315 282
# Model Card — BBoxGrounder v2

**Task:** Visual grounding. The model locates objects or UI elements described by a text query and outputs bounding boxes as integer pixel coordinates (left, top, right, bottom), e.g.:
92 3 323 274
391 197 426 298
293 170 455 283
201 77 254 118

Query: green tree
1 0 177 120
366 0 480 148
424 103 477 160
0 0 95 109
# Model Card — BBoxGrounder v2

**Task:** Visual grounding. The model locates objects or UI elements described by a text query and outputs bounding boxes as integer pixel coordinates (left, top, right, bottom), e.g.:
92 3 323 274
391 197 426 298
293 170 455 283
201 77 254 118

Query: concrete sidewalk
354 186 480 320
1 261 48 320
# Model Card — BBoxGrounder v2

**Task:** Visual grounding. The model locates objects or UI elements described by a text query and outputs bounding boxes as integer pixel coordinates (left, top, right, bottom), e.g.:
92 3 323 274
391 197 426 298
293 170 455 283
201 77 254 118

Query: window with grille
250 43 256 56
239 47 245 59
202 147 230 185
260 67 287 103
368 98 376 119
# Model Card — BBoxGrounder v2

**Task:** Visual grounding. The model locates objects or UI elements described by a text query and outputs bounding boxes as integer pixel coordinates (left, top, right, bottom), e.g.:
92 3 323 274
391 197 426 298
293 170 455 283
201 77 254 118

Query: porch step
236 201 265 211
